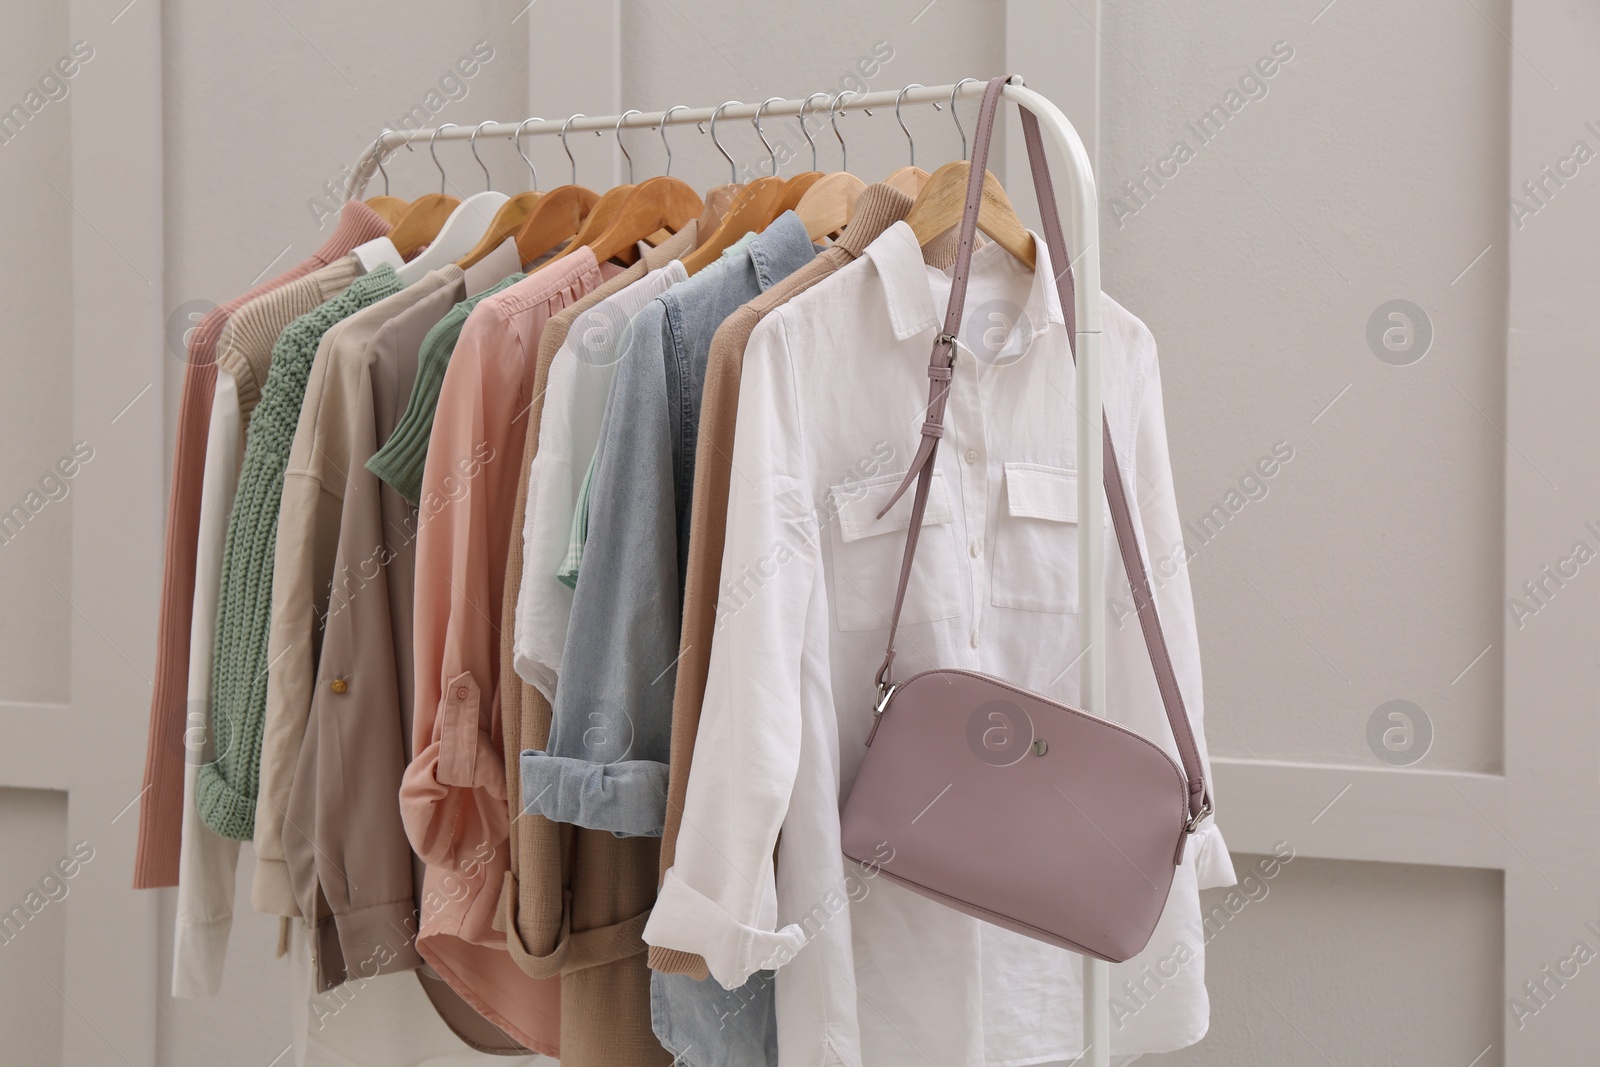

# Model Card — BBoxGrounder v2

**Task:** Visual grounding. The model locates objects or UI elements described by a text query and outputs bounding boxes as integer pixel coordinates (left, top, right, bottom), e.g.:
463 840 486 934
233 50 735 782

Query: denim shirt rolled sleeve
521 212 817 839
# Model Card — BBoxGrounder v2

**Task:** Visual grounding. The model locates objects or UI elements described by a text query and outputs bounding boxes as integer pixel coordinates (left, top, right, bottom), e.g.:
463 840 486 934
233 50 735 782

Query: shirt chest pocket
992 463 1098 614
827 470 964 633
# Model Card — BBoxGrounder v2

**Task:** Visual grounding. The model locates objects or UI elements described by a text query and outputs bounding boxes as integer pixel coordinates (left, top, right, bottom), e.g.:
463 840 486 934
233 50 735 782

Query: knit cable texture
198 265 404 840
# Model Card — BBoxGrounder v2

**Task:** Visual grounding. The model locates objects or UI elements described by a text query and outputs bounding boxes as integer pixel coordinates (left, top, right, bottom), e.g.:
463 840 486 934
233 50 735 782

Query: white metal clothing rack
345 78 1114 1067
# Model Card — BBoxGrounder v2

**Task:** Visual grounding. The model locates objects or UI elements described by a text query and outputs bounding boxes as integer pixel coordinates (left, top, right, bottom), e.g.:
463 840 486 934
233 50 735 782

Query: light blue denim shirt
519 211 814 1067
522 212 815 834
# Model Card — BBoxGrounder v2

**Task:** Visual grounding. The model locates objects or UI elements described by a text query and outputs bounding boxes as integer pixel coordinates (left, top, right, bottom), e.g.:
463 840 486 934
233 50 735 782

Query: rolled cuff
1192 820 1236 891
335 898 425 983
195 763 256 841
250 856 299 918
644 867 807 990
519 752 667 838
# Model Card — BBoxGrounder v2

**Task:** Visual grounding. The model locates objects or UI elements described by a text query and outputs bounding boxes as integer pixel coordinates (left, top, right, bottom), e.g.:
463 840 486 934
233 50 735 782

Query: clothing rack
345 77 1113 1067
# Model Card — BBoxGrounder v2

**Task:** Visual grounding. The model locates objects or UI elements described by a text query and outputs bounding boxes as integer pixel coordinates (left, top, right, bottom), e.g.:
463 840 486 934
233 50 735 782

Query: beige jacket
253 268 462 918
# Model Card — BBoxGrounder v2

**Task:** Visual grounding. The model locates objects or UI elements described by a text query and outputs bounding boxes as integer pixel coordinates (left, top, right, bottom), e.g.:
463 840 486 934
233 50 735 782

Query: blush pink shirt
400 248 621 1055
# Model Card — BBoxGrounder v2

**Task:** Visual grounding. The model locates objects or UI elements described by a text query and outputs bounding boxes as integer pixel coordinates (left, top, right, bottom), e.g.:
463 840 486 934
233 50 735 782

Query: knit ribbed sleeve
215 255 364 420
366 273 524 504
198 265 404 840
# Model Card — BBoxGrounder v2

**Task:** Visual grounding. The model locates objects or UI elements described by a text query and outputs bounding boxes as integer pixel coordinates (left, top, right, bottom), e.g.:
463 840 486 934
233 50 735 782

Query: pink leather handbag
839 76 1213 964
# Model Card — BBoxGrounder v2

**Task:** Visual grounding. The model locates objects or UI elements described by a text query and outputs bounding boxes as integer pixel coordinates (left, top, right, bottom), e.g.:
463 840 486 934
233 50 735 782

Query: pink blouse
400 248 620 1054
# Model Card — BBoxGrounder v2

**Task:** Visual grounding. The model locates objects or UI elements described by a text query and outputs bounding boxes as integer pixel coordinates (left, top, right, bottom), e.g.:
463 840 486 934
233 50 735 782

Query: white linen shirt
511 260 689 698
642 222 1234 1065
173 368 244 997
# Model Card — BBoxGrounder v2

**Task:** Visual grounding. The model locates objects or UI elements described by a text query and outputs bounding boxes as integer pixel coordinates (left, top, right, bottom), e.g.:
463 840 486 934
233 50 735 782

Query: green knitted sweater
198 265 404 840
365 271 525 504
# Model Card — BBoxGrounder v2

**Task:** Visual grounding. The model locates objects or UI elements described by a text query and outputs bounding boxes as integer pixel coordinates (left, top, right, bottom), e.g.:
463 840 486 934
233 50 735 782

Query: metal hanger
363 129 408 223
707 100 742 185
470 119 495 191
797 92 830 172
753 97 783 177
561 114 584 186
950 78 981 161
884 84 933 196
615 109 641 183
772 94 830 215
514 116 543 191
831 91 855 173
659 104 688 176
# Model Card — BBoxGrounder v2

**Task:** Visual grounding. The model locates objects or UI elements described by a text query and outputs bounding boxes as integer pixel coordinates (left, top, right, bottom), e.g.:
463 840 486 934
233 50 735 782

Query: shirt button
965 449 978 464
330 678 348 694
456 686 470 700
970 630 980 648
969 539 982 558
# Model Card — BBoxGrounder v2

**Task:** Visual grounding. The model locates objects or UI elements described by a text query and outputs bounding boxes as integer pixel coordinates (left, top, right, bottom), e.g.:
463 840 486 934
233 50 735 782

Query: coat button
330 679 348 694
456 686 469 700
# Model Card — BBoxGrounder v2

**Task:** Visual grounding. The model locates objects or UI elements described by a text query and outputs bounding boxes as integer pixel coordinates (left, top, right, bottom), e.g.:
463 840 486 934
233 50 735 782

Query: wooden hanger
585 176 704 266
794 171 865 242
883 166 930 197
390 124 466 259
514 115 602 265
458 118 548 268
772 171 823 217
681 175 786 275
794 90 869 242
904 160 1035 269
514 185 600 265
366 195 408 225
554 182 636 259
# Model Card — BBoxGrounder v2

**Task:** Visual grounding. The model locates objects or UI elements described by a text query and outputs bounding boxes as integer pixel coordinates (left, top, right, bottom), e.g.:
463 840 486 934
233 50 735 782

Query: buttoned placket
943 339 989 666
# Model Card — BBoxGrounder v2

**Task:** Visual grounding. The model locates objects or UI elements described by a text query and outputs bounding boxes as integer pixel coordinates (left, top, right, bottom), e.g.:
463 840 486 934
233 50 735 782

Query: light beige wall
0 0 73 702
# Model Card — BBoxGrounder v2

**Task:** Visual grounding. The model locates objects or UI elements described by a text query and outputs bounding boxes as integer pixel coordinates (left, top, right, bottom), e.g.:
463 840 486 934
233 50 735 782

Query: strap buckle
1184 799 1213 834
873 680 900 717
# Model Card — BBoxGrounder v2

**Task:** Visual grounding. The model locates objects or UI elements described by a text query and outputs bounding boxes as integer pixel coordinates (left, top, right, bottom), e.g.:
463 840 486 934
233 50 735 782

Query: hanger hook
513 117 543 191
830 91 856 174
659 105 688 177
949 78 980 161
895 85 924 169
708 100 741 184
797 92 829 172
560 114 584 185
470 120 496 192
753 97 783 178
429 122 458 195
614 109 641 183
371 129 395 196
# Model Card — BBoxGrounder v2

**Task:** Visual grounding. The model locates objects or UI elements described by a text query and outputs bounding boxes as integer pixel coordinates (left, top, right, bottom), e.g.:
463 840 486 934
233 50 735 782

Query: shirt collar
745 210 819 291
864 220 1067 344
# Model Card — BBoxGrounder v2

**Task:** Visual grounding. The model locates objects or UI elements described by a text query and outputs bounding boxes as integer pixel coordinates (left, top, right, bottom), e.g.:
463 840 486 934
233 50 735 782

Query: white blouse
643 222 1235 1065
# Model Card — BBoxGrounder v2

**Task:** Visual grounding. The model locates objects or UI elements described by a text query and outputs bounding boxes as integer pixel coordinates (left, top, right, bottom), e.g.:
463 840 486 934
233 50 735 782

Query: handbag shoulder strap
871 75 1211 824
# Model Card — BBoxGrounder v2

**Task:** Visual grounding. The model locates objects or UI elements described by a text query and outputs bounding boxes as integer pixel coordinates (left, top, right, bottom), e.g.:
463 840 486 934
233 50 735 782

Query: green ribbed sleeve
365 272 523 504
198 265 404 840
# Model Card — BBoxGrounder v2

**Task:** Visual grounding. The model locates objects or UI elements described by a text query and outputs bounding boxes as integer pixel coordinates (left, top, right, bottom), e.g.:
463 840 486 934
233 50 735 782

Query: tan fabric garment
254 269 462 918
497 226 698 1066
649 187 956 976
